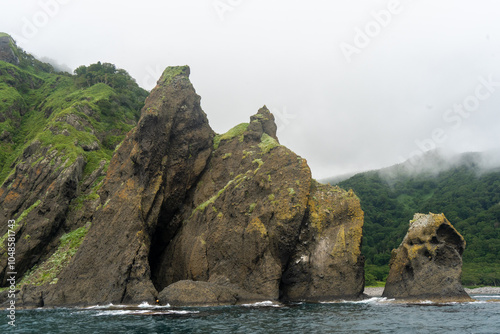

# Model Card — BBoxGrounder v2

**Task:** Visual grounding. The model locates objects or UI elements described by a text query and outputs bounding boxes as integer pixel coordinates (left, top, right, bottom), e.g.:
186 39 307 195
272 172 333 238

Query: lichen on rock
37 65 214 306
382 213 472 302
281 181 365 301
0 61 367 307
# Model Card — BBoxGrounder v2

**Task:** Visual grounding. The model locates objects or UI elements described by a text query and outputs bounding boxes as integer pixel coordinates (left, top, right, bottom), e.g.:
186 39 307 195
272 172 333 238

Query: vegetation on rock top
213 123 249 149
159 65 190 85
0 42 147 184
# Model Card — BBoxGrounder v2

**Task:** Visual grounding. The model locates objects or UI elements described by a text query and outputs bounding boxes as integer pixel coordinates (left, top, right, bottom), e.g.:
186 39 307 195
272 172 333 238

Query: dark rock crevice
36 66 214 306
279 206 311 300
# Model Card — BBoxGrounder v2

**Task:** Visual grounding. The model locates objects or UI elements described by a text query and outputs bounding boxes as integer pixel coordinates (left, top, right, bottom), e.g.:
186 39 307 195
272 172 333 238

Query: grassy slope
0 37 148 288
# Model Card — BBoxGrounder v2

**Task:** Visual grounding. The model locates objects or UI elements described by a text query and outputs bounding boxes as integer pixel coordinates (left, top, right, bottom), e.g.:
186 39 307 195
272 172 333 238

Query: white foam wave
93 309 199 317
84 303 127 309
419 300 434 304
137 301 171 308
94 310 151 316
321 297 394 304
241 301 281 307
353 297 394 304
84 302 172 310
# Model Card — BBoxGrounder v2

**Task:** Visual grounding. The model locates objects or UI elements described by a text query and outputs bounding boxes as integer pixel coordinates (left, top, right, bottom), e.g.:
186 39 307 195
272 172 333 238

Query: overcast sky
2 0 500 179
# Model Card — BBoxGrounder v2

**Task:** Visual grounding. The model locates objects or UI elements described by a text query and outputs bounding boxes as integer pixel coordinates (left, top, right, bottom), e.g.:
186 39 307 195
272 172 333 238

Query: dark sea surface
2 295 499 333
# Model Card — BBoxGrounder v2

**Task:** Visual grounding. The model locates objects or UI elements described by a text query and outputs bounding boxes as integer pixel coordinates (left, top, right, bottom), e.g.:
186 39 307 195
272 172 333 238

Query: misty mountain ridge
335 149 500 286
325 148 500 185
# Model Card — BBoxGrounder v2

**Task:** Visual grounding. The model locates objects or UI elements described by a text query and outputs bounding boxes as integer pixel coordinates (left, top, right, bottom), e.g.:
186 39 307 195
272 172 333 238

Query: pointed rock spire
247 105 279 142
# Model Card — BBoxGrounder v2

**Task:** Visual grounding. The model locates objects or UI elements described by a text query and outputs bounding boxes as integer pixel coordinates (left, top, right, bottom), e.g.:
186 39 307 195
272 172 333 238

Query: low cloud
2 0 500 179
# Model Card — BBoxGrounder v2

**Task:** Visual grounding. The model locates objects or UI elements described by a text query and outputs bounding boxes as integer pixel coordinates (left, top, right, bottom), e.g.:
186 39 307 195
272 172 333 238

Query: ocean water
2 296 499 334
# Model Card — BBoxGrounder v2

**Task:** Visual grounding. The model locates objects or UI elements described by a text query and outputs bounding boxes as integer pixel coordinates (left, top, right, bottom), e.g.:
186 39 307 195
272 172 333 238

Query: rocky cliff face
282 183 365 301
151 105 365 304
156 106 312 300
0 35 148 306
382 213 471 302
0 145 84 286
1 52 365 306
0 35 19 65
41 66 214 306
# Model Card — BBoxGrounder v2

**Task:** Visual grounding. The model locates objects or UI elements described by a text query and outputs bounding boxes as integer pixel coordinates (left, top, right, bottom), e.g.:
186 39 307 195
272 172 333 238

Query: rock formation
41 66 214 306
153 107 365 304
0 34 19 65
0 146 84 286
281 183 365 301
382 213 471 302
157 280 263 306
0 55 365 307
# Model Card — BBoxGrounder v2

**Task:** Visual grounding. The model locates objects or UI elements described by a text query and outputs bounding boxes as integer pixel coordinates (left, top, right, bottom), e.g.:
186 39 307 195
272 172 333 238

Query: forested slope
336 152 500 286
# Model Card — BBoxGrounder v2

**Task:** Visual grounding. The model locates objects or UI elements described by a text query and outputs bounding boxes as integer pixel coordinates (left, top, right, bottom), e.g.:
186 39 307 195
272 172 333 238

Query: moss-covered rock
154 106 364 303
382 213 471 302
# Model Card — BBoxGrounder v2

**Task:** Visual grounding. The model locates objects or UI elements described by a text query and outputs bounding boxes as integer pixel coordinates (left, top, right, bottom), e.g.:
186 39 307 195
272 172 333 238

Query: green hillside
336 153 500 286
0 34 149 285
0 37 148 185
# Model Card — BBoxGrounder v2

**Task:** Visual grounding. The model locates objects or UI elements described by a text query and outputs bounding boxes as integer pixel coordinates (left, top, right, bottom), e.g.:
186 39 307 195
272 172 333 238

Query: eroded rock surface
153 107 365 303
155 107 311 300
42 66 214 306
0 145 84 286
0 35 19 65
382 213 471 302
157 280 263 306
2 65 365 307
281 183 365 301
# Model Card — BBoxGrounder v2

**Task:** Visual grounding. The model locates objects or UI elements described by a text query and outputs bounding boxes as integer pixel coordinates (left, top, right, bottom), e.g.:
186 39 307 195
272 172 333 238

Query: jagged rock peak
39 64 214 306
0 32 19 65
247 105 279 142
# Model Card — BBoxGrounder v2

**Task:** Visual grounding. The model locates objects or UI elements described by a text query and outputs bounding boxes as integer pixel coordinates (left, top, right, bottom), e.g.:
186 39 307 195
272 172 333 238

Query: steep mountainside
336 151 500 286
0 34 148 288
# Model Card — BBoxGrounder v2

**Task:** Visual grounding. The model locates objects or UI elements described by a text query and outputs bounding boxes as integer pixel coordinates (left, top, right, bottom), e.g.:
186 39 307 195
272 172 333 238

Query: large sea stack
41 66 214 306
382 213 471 302
0 61 366 307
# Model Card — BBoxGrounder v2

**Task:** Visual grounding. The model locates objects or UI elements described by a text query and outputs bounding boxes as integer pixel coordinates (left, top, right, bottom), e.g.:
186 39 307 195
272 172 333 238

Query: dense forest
336 152 500 286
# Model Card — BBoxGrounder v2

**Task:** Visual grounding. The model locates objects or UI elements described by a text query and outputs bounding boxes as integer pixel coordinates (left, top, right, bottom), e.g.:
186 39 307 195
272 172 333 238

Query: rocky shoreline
365 287 500 297
465 287 500 295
